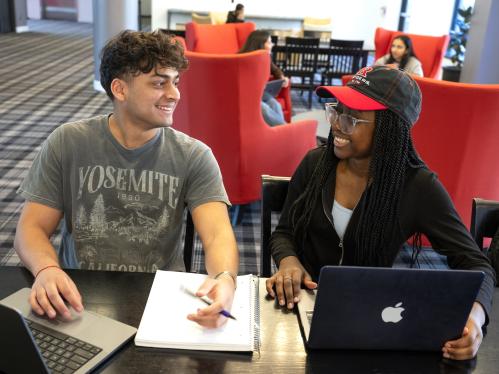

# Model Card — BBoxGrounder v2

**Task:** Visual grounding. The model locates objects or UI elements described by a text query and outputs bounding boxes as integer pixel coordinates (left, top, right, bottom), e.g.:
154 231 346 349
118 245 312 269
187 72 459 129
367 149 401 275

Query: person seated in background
266 66 495 360
375 35 423 77
239 30 288 126
226 3 245 23
14 30 239 329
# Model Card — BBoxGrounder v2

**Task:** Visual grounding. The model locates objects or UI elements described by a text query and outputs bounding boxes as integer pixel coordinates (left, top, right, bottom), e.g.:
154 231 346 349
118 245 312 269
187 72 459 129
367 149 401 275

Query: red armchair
412 77 499 228
185 22 256 53
275 84 292 123
173 50 318 204
185 22 292 122
374 27 449 79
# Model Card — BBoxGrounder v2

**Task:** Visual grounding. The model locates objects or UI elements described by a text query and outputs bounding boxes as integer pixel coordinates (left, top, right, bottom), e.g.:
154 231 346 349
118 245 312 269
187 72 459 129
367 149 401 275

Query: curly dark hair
99 30 189 100
289 109 427 267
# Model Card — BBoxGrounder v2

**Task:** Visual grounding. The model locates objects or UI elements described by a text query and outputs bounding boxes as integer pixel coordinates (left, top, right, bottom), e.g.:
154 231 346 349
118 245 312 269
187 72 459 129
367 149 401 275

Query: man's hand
14 201 82 320
30 267 84 320
442 302 485 360
265 256 317 309
189 201 238 328
187 276 235 328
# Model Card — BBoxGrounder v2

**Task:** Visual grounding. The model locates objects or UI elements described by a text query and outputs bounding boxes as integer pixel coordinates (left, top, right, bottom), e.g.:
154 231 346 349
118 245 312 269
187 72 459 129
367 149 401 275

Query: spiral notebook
135 271 260 352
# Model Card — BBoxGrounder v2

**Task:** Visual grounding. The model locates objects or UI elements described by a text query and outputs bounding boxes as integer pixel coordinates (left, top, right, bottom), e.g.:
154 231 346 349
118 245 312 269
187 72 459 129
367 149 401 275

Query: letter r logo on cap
356 66 373 78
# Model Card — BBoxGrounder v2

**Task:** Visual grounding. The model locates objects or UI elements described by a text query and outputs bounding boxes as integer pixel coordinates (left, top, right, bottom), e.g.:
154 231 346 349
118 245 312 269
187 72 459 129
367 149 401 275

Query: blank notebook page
135 271 255 351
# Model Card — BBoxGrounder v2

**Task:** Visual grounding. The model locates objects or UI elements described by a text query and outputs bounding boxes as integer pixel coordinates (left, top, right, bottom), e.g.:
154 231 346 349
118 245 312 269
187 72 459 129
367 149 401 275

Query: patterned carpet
0 20 447 275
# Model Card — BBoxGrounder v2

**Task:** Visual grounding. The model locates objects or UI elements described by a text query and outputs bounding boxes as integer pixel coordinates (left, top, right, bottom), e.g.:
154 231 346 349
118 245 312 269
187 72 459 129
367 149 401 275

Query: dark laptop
264 79 285 97
0 288 136 373
297 266 484 351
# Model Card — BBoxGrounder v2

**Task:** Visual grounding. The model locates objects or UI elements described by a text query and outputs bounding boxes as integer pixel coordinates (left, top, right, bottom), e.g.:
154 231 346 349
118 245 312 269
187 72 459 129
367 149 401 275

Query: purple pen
181 286 237 320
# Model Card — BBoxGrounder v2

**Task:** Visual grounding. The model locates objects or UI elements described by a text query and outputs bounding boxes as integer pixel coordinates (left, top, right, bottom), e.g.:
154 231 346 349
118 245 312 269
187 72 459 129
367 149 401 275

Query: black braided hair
289 109 426 266
289 129 336 258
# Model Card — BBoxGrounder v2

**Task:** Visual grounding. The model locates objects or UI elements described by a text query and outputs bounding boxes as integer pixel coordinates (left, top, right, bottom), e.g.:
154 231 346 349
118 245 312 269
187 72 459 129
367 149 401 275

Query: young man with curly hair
15 30 239 329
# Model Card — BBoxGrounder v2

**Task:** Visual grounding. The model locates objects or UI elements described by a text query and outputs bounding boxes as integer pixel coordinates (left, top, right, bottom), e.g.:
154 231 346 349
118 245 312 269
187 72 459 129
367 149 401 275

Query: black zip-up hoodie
270 147 495 320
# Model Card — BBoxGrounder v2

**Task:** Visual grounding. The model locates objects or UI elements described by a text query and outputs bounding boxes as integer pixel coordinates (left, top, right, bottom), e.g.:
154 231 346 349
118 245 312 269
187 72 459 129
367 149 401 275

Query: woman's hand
442 302 485 360
265 256 317 309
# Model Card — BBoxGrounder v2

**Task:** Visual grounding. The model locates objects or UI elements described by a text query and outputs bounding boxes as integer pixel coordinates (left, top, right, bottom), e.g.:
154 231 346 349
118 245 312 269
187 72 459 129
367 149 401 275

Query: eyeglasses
324 103 373 135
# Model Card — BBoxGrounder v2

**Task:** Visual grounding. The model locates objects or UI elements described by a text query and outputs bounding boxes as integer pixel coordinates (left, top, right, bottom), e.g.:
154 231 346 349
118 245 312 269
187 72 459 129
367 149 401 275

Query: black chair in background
271 42 286 71
320 48 369 86
160 29 186 38
329 39 364 49
184 211 195 272
284 36 320 48
283 37 320 109
317 39 367 80
260 175 291 277
315 39 366 86
270 34 279 46
470 198 499 250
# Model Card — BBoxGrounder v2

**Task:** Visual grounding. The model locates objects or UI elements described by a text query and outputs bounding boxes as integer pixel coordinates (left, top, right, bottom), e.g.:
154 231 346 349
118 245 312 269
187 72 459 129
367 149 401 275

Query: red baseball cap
315 85 387 111
316 65 422 125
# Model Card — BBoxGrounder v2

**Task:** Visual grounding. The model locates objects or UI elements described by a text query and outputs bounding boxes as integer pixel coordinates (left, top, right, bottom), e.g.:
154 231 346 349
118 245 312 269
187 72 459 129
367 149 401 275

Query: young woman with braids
265 66 495 360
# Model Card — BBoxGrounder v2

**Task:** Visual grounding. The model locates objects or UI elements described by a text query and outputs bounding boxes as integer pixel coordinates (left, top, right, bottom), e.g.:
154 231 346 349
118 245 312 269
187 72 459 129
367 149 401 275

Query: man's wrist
213 271 237 289
34 264 61 279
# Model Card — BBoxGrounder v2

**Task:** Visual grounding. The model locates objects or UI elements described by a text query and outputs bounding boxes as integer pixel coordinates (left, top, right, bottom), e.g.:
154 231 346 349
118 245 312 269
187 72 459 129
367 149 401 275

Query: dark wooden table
1 266 497 374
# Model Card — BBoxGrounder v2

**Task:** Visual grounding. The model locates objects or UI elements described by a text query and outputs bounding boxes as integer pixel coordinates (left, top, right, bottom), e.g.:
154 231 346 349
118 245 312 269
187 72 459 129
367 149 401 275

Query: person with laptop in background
265 65 495 359
14 30 239 329
239 30 289 126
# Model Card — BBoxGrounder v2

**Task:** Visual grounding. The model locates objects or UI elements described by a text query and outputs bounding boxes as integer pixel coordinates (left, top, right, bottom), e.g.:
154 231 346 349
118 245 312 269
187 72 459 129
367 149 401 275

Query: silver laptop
0 287 137 373
264 79 285 97
297 266 484 351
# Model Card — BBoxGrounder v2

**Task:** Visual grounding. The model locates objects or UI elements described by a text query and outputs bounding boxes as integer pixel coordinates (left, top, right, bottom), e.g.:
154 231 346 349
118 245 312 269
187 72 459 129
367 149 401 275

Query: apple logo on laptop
381 302 404 323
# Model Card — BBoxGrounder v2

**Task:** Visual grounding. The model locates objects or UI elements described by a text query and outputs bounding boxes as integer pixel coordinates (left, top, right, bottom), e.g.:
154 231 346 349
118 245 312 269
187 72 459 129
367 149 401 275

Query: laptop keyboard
26 319 102 374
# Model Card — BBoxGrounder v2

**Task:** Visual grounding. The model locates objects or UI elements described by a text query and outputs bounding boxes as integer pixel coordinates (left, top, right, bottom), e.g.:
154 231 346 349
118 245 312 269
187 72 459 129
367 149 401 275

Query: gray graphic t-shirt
18 115 229 272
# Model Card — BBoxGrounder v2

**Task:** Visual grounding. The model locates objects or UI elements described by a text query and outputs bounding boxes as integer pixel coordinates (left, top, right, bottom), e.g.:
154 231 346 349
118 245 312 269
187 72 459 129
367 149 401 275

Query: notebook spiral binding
252 275 261 354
